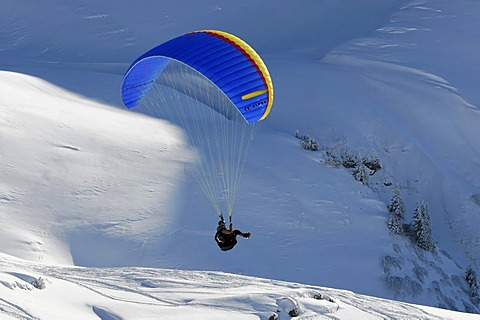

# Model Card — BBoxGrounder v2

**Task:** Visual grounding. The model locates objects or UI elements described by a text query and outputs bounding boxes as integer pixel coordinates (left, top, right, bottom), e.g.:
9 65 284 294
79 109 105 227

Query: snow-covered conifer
302 139 319 151
412 201 435 251
295 129 319 151
387 216 403 235
465 266 478 295
388 187 405 220
294 129 301 140
387 187 405 235
353 162 369 185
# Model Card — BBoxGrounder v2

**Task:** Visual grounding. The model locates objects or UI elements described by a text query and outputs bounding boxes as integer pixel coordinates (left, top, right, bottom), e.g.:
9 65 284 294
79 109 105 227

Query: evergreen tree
466 266 479 301
387 187 405 235
352 161 369 185
412 201 435 251
388 187 405 220
295 129 319 151
302 138 319 151
295 129 301 140
387 216 403 235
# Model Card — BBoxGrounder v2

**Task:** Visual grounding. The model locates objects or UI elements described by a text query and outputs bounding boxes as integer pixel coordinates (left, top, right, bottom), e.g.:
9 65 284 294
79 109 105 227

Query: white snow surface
1 252 477 320
1 0 480 319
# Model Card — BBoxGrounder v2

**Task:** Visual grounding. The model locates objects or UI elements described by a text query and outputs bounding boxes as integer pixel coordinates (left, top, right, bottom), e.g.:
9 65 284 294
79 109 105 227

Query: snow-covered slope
1 0 480 318
1 253 478 320
0 70 189 266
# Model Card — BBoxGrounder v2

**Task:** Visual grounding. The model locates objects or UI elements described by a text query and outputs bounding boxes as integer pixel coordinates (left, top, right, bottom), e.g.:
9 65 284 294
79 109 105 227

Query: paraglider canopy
121 30 273 123
121 30 274 221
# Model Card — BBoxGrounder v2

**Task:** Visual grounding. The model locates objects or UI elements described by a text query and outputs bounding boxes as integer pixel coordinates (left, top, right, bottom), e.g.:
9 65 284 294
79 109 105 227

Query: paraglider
121 30 273 250
215 216 251 251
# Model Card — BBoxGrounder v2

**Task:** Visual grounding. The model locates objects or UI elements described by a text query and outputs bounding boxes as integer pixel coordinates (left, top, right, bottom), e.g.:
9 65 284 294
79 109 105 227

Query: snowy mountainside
1 0 480 318
323 0 480 266
265 0 480 310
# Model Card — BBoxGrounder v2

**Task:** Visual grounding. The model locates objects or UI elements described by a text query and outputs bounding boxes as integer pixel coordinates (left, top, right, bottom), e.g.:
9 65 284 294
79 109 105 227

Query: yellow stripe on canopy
242 89 267 100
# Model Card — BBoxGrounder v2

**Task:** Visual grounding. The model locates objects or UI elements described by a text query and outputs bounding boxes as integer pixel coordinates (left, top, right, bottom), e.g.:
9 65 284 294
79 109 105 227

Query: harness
215 229 237 251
